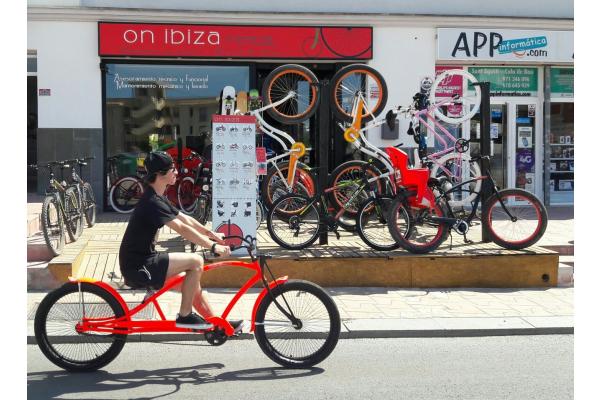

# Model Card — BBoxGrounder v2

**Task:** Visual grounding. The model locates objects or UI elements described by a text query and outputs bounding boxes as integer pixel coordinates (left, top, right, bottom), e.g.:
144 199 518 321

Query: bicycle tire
41 193 65 257
64 186 83 241
262 64 320 124
356 195 403 251
82 182 96 227
330 64 388 122
254 280 340 368
267 194 320 250
34 282 127 372
326 160 385 216
429 153 482 208
177 176 198 215
388 197 449 254
194 194 210 225
430 69 481 124
482 188 548 250
261 161 316 210
256 199 265 229
109 177 144 213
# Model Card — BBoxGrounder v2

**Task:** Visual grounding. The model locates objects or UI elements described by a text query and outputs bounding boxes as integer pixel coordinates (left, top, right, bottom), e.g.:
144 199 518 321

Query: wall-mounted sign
38 89 51 96
437 29 573 63
99 22 372 60
467 67 538 97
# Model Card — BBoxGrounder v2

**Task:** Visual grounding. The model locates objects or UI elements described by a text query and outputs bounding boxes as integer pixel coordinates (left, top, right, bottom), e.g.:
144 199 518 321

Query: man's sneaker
229 320 246 334
175 312 213 329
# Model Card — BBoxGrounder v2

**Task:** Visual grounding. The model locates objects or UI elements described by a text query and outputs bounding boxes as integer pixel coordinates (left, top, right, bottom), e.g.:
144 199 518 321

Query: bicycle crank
205 328 228 346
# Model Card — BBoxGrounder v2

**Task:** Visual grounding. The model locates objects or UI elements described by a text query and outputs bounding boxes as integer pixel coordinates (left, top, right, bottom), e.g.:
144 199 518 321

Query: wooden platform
47 213 559 288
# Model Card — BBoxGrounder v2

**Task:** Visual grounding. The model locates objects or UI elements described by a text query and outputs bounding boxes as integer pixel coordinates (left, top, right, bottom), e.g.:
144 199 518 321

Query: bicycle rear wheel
356 195 404 251
388 198 449 254
41 193 65 257
429 69 481 124
267 194 320 250
261 161 315 209
254 280 340 368
109 177 144 213
82 182 96 227
177 176 199 215
34 282 127 372
483 189 548 250
64 186 84 241
429 153 482 208
330 64 388 122
262 64 320 124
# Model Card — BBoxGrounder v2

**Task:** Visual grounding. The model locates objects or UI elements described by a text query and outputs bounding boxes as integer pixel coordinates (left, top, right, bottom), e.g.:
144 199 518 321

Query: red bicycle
34 235 341 371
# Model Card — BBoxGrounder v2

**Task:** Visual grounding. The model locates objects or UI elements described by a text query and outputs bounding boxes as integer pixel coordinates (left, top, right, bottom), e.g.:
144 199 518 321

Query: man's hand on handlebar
212 243 232 257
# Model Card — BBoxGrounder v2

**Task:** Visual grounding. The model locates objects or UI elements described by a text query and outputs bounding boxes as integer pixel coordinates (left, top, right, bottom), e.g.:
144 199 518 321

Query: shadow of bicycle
28 364 324 399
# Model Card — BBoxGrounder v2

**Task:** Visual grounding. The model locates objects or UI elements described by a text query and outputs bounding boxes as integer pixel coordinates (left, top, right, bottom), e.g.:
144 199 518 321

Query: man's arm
176 213 225 244
165 218 214 249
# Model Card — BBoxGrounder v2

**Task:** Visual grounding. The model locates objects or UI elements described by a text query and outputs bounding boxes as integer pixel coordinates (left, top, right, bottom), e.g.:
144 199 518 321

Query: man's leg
166 253 214 317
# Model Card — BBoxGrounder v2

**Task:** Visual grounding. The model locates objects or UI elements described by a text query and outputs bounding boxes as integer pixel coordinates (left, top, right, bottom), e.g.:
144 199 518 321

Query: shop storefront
436 28 574 204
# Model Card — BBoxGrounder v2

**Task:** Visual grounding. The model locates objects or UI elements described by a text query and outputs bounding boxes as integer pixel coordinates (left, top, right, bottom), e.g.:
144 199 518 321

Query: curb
26 319 573 345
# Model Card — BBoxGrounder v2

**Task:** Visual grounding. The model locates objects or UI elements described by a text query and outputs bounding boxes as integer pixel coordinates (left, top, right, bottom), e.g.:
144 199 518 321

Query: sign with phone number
467 67 538 96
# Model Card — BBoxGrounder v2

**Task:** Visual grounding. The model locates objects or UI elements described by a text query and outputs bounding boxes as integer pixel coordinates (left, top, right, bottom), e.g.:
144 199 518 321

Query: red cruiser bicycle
34 236 341 371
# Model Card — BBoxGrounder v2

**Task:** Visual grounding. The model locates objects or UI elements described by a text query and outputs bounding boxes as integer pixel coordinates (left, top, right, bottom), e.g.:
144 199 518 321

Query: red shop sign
98 22 372 60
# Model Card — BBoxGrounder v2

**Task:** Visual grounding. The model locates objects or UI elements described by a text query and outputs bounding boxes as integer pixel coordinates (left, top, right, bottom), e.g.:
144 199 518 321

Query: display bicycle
34 235 341 372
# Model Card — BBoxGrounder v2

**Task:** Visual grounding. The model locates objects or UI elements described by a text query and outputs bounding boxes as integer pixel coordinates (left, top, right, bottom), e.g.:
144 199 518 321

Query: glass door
510 101 543 199
468 103 508 190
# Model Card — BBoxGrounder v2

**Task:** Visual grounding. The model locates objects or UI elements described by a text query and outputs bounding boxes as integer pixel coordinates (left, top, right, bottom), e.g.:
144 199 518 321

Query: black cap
144 151 173 175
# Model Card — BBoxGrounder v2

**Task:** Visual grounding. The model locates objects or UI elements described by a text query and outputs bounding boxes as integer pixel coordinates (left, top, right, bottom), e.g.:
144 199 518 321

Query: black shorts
120 252 169 290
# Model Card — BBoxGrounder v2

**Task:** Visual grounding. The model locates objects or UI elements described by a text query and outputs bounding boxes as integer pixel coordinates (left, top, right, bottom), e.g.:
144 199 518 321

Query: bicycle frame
72 256 289 337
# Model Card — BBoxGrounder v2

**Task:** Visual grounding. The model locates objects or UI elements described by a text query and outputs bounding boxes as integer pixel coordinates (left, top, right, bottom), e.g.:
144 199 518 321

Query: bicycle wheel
82 182 96 227
193 194 210 225
261 161 315 209
64 186 84 241
34 282 127 372
262 64 320 124
482 189 548 250
177 176 199 215
327 160 385 215
254 280 340 368
388 198 449 254
356 195 405 251
429 153 482 208
429 69 481 124
109 177 144 213
256 199 265 229
267 194 320 250
41 194 65 257
330 64 388 122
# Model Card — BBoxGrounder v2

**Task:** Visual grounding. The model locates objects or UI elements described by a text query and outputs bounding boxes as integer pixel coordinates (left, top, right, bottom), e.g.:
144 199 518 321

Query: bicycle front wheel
356 195 403 251
82 182 96 227
254 280 340 368
109 177 144 213
34 282 127 372
430 69 481 124
262 64 320 124
64 186 84 241
483 189 548 250
177 176 199 215
267 194 320 250
41 193 65 256
330 64 388 122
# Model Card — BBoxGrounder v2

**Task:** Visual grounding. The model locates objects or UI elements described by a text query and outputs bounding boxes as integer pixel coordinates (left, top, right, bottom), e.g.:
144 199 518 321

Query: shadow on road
28 364 324 399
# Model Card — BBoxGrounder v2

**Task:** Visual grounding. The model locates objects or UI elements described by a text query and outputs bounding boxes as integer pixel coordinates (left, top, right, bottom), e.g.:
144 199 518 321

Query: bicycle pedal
333 230 341 240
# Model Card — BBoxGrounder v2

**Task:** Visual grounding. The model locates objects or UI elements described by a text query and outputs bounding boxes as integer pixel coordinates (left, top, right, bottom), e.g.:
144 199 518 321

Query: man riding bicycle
119 151 243 331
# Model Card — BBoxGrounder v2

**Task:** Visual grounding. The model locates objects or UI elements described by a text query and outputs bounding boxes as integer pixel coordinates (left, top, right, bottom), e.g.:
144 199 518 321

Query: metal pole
473 82 492 242
318 80 330 245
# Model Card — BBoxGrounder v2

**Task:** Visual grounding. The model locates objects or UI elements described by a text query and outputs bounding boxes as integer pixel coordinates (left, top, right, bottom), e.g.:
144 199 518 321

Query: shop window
104 63 249 179
549 102 574 204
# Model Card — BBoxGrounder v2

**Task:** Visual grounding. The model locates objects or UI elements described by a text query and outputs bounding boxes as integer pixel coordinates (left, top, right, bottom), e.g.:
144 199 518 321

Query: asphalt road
28 335 573 400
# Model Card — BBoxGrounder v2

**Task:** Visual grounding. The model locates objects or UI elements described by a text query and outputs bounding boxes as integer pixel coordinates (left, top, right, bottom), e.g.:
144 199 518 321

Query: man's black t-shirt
119 186 179 271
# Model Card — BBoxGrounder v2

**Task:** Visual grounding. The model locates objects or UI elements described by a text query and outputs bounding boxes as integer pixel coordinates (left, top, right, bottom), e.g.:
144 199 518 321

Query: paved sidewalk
26 286 573 342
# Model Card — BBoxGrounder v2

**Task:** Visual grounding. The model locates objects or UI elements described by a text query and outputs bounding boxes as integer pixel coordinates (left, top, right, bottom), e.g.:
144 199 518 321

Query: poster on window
212 114 257 255
517 126 533 149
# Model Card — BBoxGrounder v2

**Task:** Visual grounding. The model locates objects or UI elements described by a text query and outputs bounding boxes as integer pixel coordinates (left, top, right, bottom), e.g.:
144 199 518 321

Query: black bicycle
66 157 96 227
387 156 548 254
29 161 84 256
